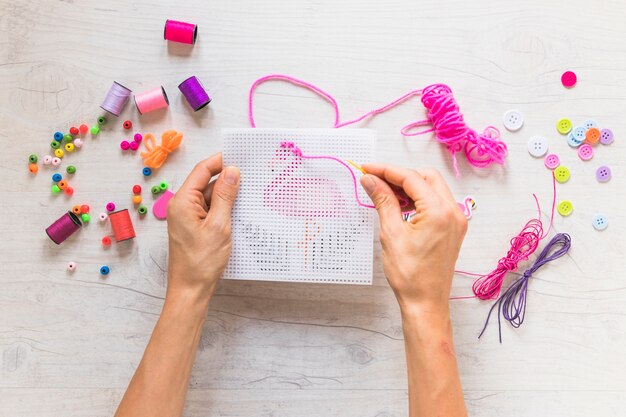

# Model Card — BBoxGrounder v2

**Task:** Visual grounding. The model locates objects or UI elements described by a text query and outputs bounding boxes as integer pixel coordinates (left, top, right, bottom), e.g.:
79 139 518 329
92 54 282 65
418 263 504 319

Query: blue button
567 132 583 147
583 119 598 130
572 126 586 141
592 214 608 231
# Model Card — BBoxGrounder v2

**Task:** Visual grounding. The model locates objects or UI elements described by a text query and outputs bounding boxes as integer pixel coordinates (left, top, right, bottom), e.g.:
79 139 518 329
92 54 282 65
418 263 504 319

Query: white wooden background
1 0 625 415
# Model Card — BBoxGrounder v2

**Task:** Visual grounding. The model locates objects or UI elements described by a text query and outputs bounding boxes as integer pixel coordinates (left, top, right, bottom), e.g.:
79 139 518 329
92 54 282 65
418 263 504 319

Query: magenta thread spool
164 19 197 45
101 81 132 116
134 86 170 114
178 76 211 111
46 211 82 244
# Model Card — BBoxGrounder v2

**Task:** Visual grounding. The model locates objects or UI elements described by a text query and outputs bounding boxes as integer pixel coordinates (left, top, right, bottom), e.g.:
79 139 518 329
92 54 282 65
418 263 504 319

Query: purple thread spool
46 211 82 244
101 81 132 116
178 76 211 111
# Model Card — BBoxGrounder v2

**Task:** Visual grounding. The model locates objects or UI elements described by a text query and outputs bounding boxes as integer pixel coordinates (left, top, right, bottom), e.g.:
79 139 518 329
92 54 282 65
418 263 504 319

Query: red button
561 71 577 88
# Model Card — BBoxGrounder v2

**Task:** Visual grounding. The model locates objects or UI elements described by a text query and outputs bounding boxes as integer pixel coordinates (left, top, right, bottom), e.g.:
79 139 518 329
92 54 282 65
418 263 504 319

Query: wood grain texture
1 0 625 415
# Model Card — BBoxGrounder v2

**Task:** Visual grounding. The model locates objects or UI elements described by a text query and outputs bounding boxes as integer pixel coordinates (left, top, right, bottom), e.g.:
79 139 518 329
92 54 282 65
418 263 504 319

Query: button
572 126 586 141
527 136 548 157
578 144 594 161
561 71 577 88
592 214 608 231
544 154 560 170
503 110 524 131
557 200 574 216
554 165 570 183
600 128 614 145
583 119 598 129
556 118 572 134
567 132 583 148
596 165 612 182
585 127 600 145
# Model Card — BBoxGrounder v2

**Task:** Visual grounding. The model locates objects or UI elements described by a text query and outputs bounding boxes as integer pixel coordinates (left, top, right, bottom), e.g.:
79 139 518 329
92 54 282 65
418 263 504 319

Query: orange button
586 127 600 145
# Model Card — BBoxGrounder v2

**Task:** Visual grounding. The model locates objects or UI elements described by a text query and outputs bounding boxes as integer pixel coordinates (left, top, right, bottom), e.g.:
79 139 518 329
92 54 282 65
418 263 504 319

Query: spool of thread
134 87 169 114
109 209 136 242
46 211 82 244
178 76 211 111
101 81 132 116
164 19 197 45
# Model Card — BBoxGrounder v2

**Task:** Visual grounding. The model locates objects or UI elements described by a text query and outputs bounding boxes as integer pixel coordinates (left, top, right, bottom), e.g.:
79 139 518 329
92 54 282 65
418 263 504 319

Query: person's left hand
166 153 240 307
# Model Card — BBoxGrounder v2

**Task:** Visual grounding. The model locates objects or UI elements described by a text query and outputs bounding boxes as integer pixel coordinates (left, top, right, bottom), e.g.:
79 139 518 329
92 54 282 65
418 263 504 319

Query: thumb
360 174 402 235
206 166 240 228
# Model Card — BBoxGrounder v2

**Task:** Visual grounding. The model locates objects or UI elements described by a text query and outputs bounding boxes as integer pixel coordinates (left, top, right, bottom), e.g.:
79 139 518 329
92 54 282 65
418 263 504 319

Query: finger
360 174 403 235
415 168 456 203
202 180 217 208
205 166 241 228
179 153 223 194
361 163 432 203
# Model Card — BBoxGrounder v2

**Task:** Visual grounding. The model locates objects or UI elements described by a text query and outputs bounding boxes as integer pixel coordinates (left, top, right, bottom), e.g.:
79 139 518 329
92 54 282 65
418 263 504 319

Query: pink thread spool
46 211 82 244
134 87 169 114
164 20 197 45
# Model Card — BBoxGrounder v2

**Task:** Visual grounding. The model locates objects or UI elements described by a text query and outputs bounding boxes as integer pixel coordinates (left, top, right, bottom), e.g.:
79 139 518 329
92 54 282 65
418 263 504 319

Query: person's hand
360 164 467 315
166 153 240 307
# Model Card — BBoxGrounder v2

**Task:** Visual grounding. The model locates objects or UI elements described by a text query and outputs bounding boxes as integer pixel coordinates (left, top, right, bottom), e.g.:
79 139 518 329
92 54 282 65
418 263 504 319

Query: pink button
578 144 594 161
561 71 577 88
544 154 560 170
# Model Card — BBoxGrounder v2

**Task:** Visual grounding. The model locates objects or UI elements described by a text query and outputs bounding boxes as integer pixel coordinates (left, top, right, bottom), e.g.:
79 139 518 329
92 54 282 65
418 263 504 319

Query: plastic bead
79 124 89 135
69 126 79 135
123 120 132 130
64 143 75 152
159 181 168 191
106 202 116 212
99 265 110 275
66 165 76 174
81 204 90 213
67 262 77 272
134 133 142 142
58 180 68 190
120 140 130 150
54 148 64 158
81 213 91 223
151 185 162 194
64 186 74 196
28 154 38 163
53 132 64 141
142 167 152 176
51 140 61 150
72 205 82 215
132 195 142 205
91 125 100 135
73 138 83 148
132 185 142 194
102 236 112 246
51 184 61 194
51 157 61 166
28 163 38 174
42 155 52 165
99 212 108 222
52 173 62 182
63 134 73 143
129 141 139 151
138 205 148 215
97 116 107 126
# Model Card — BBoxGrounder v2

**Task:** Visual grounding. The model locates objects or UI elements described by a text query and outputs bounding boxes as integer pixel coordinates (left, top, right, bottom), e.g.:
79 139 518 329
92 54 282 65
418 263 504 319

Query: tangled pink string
248 74 508 176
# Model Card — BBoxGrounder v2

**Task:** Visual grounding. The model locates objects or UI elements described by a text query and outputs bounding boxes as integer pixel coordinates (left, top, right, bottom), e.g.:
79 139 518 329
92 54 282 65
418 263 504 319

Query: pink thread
248 74 508 176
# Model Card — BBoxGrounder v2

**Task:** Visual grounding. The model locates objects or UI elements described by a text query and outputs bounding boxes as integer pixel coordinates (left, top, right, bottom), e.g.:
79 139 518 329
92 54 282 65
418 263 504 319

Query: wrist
164 286 211 319
400 301 450 329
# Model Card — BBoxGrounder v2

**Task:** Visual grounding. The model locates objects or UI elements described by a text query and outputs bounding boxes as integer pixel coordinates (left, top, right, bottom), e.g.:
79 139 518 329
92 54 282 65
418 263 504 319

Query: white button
583 119 598 129
503 110 524 131
527 136 548 157
592 214 608 231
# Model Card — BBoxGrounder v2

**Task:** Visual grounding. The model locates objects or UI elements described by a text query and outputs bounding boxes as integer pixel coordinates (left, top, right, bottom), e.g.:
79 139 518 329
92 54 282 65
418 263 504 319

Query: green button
557 200 573 217
556 118 572 135
554 165 570 183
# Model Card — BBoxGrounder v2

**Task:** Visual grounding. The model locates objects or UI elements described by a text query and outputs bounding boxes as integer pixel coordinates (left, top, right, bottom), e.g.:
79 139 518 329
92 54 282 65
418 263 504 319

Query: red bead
64 186 74 196
70 126 79 135
132 185 142 194
81 204 90 214
79 124 89 135
101 236 112 246
123 120 132 130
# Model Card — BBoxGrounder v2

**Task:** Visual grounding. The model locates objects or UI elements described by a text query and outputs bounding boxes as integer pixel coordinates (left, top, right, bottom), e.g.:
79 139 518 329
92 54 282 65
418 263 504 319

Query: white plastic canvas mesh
222 128 376 284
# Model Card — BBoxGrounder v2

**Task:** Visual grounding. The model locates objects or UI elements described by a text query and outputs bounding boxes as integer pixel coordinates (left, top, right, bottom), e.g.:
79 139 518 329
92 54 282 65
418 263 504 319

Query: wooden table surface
1 0 625 415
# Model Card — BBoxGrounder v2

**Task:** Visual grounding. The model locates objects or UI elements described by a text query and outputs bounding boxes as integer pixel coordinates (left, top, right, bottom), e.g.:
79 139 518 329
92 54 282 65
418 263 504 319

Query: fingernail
223 166 239 185
361 174 376 194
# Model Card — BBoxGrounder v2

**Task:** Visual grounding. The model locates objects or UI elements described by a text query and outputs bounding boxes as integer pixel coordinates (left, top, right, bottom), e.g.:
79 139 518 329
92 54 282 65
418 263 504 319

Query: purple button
600 129 614 145
596 165 612 182
578 144 594 161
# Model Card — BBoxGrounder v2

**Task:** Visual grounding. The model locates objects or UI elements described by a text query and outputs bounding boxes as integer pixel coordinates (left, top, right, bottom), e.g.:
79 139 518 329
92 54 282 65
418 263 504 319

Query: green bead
81 213 91 223
66 165 76 174
91 125 100 135
51 141 61 149
138 205 147 215
97 116 107 126
51 184 61 193
63 134 73 143
159 181 168 191
28 154 38 163
151 185 162 194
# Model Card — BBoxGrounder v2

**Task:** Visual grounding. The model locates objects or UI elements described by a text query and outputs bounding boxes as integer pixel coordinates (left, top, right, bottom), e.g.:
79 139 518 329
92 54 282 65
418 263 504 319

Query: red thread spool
109 209 136 242
164 19 197 45
46 211 82 244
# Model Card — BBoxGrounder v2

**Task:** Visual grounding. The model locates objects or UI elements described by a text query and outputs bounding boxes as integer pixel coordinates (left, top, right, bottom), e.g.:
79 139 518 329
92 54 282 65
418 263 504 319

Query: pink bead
99 212 108 222
106 202 116 212
42 155 52 165
129 141 139 151
67 262 77 272
120 140 130 150
51 157 61 166
134 133 142 142
73 138 83 148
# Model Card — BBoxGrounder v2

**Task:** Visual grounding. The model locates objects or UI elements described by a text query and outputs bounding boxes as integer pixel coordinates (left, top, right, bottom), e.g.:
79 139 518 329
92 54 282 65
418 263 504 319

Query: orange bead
132 195 142 205
81 204 90 214
586 127 600 145
58 180 68 190
28 163 38 173
72 205 82 215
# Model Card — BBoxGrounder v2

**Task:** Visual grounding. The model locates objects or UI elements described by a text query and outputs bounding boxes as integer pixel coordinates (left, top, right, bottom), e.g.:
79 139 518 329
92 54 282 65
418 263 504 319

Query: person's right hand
360 164 467 315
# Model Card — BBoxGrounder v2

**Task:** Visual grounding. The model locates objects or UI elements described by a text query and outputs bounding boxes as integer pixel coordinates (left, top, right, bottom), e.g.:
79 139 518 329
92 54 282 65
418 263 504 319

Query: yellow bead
54 148 64 158
132 195 142 205
64 143 75 152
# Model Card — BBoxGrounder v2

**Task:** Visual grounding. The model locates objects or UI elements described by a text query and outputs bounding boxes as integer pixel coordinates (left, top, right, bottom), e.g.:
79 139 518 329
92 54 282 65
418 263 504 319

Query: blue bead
100 265 110 275
53 132 64 141
142 167 152 176
52 173 62 182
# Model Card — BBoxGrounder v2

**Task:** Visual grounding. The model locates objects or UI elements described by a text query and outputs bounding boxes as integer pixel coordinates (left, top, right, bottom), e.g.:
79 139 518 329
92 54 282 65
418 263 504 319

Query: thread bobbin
101 81 132 116
134 86 170 115
178 76 211 111
164 19 198 45
109 209 136 242
46 211 82 244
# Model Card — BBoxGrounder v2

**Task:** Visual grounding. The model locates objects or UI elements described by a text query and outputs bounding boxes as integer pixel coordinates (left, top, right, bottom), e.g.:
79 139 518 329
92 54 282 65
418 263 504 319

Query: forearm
401 303 467 417
115 289 209 417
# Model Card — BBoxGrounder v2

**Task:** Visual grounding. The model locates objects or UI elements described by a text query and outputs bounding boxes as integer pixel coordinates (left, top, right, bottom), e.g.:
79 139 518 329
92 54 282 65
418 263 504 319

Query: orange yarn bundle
140 130 183 169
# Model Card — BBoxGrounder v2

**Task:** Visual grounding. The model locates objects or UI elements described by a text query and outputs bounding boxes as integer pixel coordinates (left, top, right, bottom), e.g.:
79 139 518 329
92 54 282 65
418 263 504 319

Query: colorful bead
132 195 142 205
134 133 142 142
81 204 90 214
52 173 62 182
129 141 139 151
64 143 75 152
28 163 38 174
102 236 112 246
69 126 79 135
79 124 89 135
66 165 76 174
99 212 108 222
42 155 52 165
51 184 61 194
142 167 152 176
138 205 148 215
97 116 107 126
53 132 64 141
91 125 100 135
99 265 110 275
54 149 64 158
73 138 83 148
120 140 130 150
123 120 132 129
51 140 61 149
28 154 38 163
159 181 168 191
58 180 68 190
72 205 82 215
51 157 61 166
67 262 77 272
151 185 162 194
81 213 91 223
64 186 74 196
106 202 116 212
63 134 73 143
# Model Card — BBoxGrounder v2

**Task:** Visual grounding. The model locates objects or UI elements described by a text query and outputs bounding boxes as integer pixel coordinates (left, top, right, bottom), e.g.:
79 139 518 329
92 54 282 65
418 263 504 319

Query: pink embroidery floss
134 87 169 114
248 74 508 176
